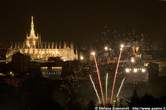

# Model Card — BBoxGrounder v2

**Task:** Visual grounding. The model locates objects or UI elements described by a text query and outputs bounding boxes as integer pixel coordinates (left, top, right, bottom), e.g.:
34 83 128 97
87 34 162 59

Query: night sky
0 0 165 45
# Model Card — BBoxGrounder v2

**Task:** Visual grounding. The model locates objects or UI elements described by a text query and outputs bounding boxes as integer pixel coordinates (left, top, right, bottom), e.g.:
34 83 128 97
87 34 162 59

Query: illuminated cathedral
7 16 78 61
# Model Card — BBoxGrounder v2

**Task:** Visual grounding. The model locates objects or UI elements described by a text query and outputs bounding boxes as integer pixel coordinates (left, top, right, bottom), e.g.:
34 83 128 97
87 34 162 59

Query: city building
6 16 78 61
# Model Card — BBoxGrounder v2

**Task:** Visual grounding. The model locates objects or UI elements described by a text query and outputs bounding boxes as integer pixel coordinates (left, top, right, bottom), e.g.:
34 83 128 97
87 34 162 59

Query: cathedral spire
26 16 38 48
30 16 35 37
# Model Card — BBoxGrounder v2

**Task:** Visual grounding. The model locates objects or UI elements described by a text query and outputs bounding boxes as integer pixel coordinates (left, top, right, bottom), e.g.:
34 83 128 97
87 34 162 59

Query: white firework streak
89 74 101 104
105 73 109 103
116 77 126 98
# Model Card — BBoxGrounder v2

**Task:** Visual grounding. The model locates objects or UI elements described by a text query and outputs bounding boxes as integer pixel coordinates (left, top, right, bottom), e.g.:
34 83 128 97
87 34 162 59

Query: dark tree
140 93 155 107
128 89 140 107
10 52 31 76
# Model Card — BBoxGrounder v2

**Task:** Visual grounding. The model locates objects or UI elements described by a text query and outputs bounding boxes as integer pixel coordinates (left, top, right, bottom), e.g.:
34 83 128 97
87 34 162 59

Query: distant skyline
0 0 165 45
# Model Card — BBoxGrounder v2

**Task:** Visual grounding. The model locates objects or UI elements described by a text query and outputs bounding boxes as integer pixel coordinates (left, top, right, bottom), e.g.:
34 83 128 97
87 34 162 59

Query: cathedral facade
7 16 78 61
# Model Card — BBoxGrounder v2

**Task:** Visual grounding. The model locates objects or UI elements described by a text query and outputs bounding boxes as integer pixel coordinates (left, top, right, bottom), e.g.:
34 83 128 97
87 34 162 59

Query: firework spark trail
110 49 122 103
93 55 105 105
116 77 126 98
105 73 108 103
89 74 101 104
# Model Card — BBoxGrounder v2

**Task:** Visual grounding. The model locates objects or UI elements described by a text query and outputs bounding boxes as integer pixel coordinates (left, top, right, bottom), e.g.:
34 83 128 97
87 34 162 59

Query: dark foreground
0 77 166 110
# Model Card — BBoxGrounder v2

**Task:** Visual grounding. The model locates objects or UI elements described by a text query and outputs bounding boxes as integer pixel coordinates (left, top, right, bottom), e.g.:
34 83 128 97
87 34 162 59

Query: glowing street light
125 68 131 73
120 44 124 51
131 57 135 63
133 68 138 73
144 63 149 67
120 44 124 48
104 46 108 51
80 55 84 60
9 71 14 77
141 68 146 73
90 51 96 56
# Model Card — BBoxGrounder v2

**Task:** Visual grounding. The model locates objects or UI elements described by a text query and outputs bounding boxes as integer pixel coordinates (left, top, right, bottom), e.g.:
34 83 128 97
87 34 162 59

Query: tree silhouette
140 93 155 107
128 89 140 107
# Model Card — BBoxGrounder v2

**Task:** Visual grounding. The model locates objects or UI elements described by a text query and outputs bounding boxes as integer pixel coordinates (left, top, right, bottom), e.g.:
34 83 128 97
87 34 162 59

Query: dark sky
0 0 165 44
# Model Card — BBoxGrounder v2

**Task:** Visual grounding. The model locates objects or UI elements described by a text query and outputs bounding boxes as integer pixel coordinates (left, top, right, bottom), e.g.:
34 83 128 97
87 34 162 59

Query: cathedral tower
26 16 39 48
